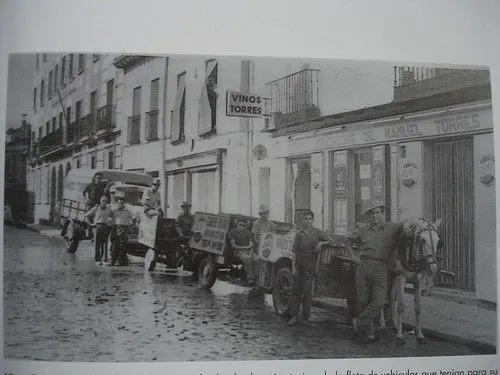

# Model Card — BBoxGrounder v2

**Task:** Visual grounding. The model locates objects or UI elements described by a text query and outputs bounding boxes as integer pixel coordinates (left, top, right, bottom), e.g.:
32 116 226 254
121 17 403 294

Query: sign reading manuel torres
226 90 264 118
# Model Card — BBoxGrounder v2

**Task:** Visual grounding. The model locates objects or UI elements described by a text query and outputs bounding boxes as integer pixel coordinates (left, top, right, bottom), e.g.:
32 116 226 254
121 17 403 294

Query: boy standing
85 195 114 265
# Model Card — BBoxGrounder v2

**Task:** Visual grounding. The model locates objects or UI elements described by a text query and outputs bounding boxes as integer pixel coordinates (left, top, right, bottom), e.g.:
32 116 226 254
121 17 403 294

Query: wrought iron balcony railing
146 110 159 141
128 114 141 144
266 68 321 128
393 66 491 102
39 128 63 155
96 104 116 132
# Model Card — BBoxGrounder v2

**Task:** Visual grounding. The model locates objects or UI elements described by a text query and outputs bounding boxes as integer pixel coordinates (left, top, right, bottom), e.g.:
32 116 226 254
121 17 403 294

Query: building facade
265 67 495 302
5 115 31 190
27 53 123 224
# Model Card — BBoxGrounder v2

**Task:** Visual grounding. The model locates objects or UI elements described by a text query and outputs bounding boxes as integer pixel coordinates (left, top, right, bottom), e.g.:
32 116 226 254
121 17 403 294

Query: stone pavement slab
313 293 496 352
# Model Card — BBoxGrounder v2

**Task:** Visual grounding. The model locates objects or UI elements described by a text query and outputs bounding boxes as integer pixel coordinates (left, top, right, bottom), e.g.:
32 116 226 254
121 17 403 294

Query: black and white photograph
3 51 497 363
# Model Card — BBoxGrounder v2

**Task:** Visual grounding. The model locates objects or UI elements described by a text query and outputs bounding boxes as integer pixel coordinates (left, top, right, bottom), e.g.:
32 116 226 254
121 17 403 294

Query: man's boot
287 316 298 326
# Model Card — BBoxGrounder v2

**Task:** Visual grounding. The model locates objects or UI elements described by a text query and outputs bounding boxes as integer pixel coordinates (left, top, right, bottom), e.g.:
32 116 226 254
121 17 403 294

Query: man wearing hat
176 201 195 237
348 200 403 342
251 205 276 248
142 178 162 218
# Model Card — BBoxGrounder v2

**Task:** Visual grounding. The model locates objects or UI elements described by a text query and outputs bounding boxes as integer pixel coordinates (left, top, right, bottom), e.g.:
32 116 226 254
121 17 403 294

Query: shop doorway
286 158 311 225
426 137 475 290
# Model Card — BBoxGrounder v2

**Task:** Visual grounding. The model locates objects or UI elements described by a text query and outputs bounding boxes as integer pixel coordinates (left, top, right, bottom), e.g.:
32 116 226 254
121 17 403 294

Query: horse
387 217 442 345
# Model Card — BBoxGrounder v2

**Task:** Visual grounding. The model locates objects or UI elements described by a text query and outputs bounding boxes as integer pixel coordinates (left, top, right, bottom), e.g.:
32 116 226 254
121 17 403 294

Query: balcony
96 104 116 132
393 66 491 103
146 110 159 141
128 114 141 144
39 128 63 155
266 68 321 128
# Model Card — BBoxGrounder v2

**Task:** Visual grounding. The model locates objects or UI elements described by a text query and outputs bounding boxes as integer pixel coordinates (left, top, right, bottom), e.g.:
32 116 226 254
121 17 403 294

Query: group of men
83 173 195 267
281 200 407 345
83 172 137 266
82 172 402 342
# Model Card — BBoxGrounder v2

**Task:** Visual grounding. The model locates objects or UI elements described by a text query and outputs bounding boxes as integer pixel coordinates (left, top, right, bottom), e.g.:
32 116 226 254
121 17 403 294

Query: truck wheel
144 248 157 271
272 266 293 316
198 256 217 289
65 238 79 254
165 252 178 269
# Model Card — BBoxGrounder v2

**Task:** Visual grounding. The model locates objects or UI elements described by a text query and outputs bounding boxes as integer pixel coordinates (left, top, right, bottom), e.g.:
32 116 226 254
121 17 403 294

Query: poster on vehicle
138 213 158 248
189 212 230 255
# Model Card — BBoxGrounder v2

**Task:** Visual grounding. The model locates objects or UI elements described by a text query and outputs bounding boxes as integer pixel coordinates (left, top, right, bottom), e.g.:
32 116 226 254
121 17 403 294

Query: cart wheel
198 256 217 289
272 266 293 316
65 237 79 254
145 248 157 271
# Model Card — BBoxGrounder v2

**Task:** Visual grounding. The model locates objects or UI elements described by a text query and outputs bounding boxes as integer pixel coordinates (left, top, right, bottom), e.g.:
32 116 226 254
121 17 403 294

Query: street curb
311 299 496 353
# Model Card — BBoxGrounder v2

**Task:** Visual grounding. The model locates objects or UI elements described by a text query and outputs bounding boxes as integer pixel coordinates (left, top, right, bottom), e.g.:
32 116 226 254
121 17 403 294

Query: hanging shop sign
226 90 264 118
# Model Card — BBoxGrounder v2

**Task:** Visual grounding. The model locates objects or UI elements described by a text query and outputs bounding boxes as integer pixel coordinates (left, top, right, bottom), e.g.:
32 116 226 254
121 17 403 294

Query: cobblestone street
3 225 486 362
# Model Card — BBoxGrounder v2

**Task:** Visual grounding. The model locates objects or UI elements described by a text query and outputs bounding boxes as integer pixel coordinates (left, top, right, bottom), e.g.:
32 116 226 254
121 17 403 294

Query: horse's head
408 217 442 274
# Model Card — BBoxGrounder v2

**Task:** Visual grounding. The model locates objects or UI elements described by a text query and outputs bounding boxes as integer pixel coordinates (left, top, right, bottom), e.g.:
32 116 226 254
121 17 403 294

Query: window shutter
171 74 186 142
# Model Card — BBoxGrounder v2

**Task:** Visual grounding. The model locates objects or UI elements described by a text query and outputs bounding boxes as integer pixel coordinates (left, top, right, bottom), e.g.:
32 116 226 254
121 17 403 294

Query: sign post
226 90 264 118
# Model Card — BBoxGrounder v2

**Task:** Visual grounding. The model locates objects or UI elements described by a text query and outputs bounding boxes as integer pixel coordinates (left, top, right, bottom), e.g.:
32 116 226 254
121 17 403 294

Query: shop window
33 88 37 111
198 59 218 136
147 78 160 141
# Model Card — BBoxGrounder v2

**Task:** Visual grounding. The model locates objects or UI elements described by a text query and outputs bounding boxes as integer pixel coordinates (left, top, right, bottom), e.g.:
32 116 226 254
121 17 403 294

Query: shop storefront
273 101 495 300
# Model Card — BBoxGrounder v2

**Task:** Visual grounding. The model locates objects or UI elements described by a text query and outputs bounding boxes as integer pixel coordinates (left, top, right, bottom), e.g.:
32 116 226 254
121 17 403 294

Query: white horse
387 217 442 345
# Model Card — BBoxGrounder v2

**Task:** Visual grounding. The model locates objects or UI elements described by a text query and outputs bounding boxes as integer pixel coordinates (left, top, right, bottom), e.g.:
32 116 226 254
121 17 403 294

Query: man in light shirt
85 195 114 265
108 195 134 267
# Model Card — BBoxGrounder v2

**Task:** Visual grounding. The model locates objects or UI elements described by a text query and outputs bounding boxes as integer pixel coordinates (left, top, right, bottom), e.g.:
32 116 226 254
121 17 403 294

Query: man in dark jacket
83 172 110 207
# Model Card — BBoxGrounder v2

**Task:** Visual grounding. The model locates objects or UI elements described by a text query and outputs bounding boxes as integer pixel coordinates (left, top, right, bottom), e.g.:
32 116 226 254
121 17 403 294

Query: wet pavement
3 225 485 362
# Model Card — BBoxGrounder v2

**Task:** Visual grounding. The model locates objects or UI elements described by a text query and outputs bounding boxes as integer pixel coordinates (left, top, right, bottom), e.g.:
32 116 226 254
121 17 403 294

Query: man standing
108 194 134 267
83 172 110 207
142 178 162 218
85 195 114 265
348 201 403 343
288 210 332 326
176 201 195 237
228 218 255 285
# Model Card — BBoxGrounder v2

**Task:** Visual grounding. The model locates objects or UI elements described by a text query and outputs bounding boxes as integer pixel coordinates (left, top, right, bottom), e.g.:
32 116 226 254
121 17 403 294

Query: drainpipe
161 57 169 213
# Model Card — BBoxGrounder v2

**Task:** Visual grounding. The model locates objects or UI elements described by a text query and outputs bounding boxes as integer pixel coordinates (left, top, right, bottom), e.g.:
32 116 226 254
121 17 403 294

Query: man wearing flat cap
348 200 404 342
176 201 194 238
251 205 276 249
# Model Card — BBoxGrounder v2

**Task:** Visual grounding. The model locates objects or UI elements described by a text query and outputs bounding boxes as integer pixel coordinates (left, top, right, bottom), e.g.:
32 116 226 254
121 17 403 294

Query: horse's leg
415 273 427 345
394 275 406 345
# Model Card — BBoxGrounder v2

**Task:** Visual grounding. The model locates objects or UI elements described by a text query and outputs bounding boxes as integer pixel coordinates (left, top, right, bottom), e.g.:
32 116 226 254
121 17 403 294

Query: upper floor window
59 113 63 129
78 54 85 72
92 54 100 62
42 53 47 62
48 70 53 97
198 59 218 136
46 121 50 136
40 80 45 107
52 117 56 132
69 54 74 78
147 78 160 141
171 72 186 143
39 127 42 139
128 86 141 144
35 54 40 70
33 88 37 111
54 64 59 91
61 56 66 85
